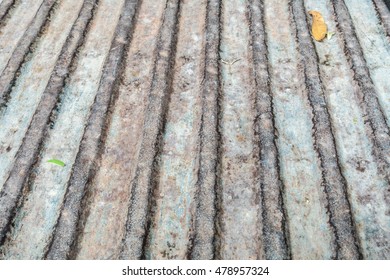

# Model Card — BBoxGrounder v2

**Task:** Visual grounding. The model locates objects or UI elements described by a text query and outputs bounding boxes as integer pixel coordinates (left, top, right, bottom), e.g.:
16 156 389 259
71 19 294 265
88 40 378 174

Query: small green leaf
327 31 335 40
47 159 65 167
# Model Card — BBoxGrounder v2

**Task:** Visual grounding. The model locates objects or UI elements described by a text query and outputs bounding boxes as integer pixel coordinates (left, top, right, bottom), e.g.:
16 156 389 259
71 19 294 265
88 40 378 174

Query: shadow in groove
385 0 390 10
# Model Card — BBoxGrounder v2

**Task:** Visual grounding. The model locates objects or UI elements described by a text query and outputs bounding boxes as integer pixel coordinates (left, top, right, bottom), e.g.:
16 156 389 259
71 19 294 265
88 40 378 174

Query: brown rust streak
372 0 390 39
0 0 90 249
0 0 56 107
74 0 168 260
249 0 290 260
291 0 360 259
46 0 138 260
119 0 180 260
144 0 207 260
331 0 390 176
216 0 264 260
331 0 390 259
190 0 220 260
0 0 18 25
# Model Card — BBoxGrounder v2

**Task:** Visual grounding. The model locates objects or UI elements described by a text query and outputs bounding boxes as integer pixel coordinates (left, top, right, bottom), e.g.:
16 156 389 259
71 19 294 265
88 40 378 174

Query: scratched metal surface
0 0 389 260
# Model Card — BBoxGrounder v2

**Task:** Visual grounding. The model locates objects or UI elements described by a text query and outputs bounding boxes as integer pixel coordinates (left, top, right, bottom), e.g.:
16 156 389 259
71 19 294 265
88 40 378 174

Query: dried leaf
309 10 327 41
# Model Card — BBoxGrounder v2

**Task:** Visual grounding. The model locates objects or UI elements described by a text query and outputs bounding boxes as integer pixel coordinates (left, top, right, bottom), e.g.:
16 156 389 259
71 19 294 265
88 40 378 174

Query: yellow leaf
309 10 327 42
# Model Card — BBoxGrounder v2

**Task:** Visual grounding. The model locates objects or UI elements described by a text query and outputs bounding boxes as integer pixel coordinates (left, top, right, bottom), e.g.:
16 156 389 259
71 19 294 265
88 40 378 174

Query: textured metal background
0 0 389 259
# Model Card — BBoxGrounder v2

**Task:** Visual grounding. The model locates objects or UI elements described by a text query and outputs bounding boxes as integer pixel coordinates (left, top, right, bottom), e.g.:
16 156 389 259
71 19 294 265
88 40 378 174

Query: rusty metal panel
0 0 389 259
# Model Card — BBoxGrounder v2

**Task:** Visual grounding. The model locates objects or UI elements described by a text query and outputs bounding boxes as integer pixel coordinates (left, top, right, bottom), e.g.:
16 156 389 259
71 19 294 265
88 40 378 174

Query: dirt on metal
0 0 390 260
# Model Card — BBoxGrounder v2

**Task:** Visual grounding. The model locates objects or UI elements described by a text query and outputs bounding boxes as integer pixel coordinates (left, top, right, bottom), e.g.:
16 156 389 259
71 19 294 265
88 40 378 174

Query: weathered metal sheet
0 0 389 260
75 0 167 260
0 0 44 75
216 0 263 260
144 0 206 260
1 0 122 259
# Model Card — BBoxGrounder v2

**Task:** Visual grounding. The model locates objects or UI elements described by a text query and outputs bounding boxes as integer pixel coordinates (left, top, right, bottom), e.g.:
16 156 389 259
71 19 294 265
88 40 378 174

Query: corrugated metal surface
0 0 389 259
